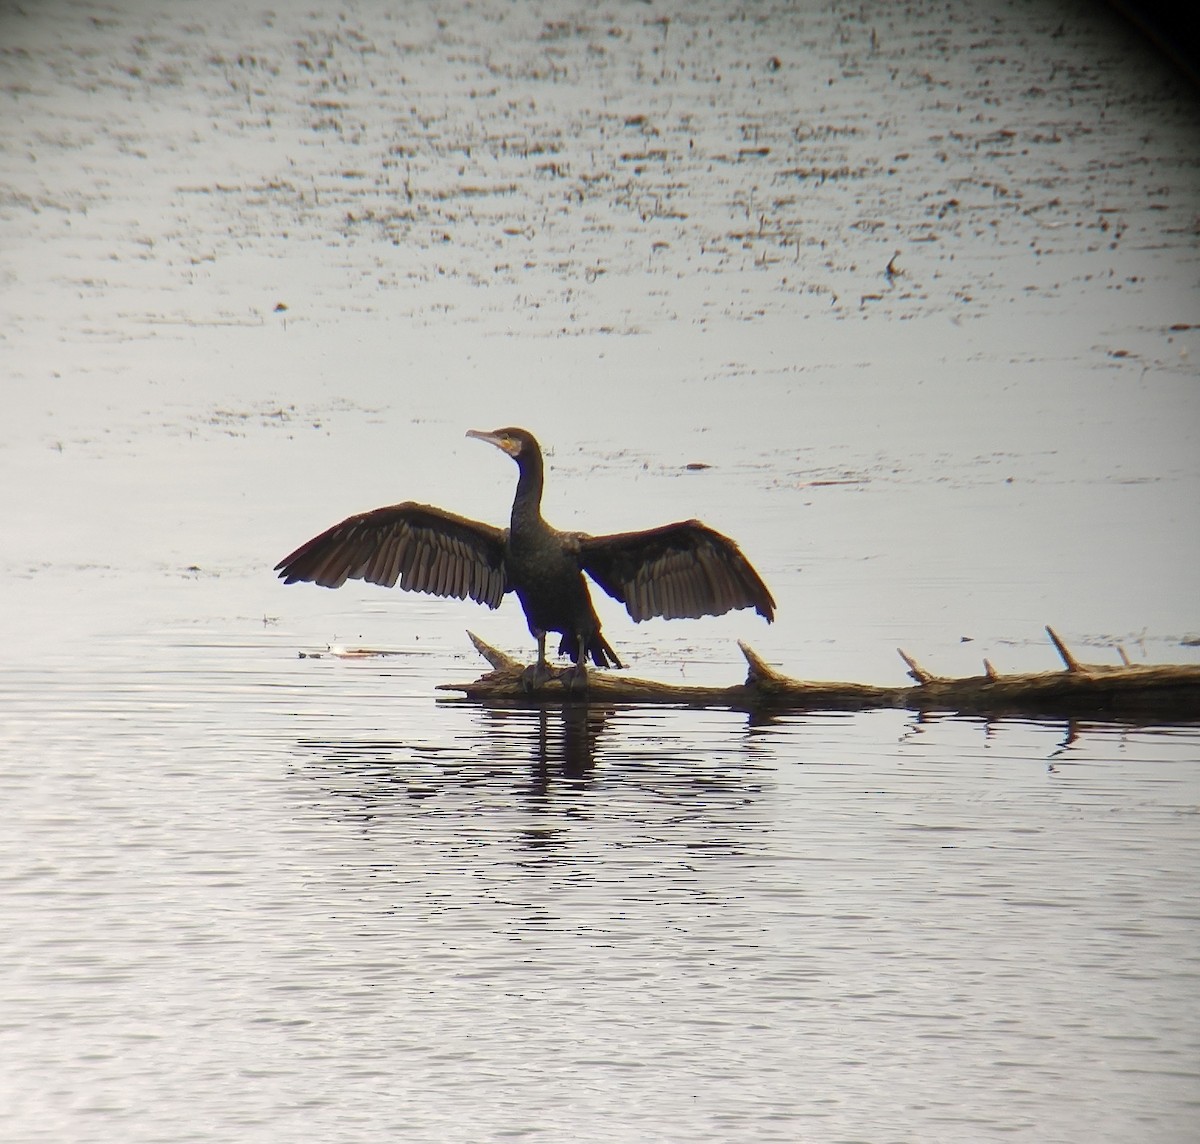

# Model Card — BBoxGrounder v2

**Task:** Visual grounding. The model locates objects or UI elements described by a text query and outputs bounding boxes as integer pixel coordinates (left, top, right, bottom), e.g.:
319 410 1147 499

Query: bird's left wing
275 501 509 608
576 520 775 624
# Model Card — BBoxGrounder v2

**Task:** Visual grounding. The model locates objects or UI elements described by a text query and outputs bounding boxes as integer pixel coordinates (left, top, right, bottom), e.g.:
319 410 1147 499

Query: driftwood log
436 627 1200 721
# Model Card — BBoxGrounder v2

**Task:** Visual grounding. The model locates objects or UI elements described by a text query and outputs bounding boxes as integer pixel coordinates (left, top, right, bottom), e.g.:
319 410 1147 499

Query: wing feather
275 502 509 609
364 533 394 587
578 519 774 625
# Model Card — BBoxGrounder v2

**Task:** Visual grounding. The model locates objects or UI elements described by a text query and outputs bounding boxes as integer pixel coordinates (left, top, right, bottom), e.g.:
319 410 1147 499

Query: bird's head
466 426 541 463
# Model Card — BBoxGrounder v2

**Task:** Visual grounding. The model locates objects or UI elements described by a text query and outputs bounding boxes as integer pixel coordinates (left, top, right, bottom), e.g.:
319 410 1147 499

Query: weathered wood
735 640 899 709
902 662 1200 718
440 631 746 705
897 627 1200 717
1046 624 1085 672
435 627 1200 720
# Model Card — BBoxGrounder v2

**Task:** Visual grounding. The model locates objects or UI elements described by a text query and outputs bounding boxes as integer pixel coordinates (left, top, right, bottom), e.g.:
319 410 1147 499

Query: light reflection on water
3 639 1198 1143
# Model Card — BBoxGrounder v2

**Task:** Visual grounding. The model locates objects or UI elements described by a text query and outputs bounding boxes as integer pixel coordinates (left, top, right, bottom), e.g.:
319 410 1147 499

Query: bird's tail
590 634 624 670
560 631 624 670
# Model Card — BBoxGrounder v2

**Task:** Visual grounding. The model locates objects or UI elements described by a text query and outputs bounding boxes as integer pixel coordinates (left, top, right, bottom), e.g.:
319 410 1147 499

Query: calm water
3 0 1200 1140
3 631 1200 1142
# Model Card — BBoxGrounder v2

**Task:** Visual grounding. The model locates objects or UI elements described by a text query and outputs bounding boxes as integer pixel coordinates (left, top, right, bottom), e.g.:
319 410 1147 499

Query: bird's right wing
274 502 509 609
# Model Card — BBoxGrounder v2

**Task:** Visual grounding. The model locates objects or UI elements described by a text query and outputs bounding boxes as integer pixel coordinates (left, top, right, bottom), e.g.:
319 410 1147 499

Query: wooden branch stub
466 630 522 671
1046 625 1086 673
897 648 935 685
738 640 785 685
735 643 899 707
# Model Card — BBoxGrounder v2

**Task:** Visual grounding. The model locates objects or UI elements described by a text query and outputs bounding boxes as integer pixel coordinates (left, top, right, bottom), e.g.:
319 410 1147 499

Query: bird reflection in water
296 703 610 815
519 704 605 787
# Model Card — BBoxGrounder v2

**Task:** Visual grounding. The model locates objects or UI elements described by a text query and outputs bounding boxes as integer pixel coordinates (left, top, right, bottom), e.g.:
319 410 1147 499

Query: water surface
2 1 1199 1140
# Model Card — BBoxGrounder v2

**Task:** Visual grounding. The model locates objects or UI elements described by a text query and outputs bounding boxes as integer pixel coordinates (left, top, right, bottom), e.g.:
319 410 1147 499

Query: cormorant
275 427 775 682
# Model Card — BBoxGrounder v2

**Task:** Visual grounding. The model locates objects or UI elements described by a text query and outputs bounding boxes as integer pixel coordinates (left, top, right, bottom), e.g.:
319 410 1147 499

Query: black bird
275 427 775 683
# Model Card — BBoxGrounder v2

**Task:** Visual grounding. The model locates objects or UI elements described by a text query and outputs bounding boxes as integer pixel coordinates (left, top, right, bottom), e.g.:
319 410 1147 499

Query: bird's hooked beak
466 428 522 458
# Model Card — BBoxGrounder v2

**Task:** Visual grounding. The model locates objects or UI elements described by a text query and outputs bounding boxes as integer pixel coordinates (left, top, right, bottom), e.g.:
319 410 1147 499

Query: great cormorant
275 427 775 681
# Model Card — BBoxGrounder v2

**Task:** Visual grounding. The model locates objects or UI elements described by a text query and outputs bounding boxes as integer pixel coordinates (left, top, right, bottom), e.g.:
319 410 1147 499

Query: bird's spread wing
576 520 775 624
275 502 509 609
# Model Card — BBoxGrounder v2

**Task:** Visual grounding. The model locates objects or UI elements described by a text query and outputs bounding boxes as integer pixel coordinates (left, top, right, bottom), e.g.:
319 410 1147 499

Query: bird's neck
510 451 545 530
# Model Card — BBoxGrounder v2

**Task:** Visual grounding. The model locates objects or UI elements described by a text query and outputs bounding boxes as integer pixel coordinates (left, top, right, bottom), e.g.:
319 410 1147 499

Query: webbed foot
560 663 590 695
520 662 552 693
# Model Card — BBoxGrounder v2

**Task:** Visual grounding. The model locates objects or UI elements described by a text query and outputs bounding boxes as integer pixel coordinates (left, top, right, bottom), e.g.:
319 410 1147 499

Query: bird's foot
517 662 589 695
560 663 590 695
520 663 553 693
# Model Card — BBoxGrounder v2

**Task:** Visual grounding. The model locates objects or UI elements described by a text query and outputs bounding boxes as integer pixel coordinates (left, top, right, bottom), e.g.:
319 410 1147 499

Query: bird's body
275 427 774 681
497 435 621 668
